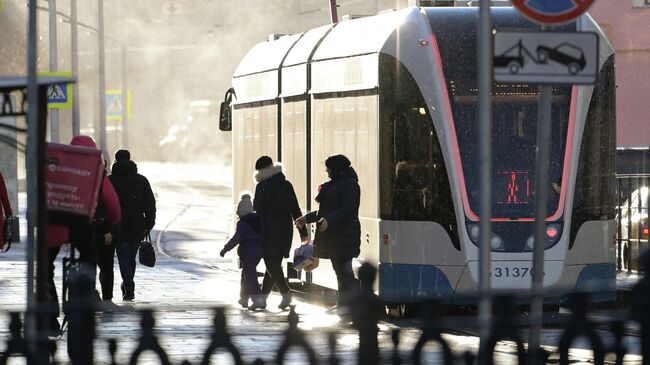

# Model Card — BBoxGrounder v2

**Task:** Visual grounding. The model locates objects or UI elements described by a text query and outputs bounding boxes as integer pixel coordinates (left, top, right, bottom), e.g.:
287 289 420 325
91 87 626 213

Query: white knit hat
236 194 254 217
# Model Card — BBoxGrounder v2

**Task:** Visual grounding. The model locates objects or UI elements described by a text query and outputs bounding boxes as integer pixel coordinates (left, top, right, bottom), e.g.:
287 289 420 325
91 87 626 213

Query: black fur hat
255 155 273 170
115 149 131 161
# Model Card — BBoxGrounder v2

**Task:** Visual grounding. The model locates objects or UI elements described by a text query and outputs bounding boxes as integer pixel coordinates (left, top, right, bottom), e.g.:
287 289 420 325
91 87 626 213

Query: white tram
220 6 617 304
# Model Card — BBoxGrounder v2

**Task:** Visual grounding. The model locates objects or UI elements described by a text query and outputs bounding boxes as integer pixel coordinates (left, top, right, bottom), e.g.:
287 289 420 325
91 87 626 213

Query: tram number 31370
492 266 543 278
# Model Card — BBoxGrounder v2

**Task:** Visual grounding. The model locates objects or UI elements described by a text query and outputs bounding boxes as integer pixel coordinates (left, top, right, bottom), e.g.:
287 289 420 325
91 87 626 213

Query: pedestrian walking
253 156 308 310
95 159 121 302
295 154 361 314
46 135 121 334
0 169 13 249
219 193 265 310
109 149 156 301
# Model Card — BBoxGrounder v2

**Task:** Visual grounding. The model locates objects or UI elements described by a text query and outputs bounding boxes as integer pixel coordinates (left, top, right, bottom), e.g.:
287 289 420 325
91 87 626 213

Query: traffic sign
493 31 598 84
105 89 132 121
39 71 73 109
511 0 596 25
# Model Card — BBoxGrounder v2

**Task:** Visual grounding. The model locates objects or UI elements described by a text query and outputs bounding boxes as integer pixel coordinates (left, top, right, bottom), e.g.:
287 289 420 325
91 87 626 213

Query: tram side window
391 107 434 220
571 55 617 244
379 55 457 239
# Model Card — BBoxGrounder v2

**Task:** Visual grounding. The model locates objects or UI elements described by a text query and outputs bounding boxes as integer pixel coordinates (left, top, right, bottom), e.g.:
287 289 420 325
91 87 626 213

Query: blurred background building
0 0 647 165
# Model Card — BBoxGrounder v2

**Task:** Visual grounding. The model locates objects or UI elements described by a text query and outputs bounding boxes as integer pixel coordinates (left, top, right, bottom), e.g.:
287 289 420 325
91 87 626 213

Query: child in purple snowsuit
220 194 265 310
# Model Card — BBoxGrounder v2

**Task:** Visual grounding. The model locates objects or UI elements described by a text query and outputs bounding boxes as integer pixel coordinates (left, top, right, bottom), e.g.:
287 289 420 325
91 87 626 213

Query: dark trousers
116 240 139 296
47 246 63 320
96 241 115 300
240 255 262 299
261 255 290 295
330 255 359 306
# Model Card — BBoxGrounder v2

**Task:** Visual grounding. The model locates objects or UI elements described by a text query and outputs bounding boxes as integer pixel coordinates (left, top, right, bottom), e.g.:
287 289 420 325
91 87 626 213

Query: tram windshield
451 84 571 219
428 12 572 219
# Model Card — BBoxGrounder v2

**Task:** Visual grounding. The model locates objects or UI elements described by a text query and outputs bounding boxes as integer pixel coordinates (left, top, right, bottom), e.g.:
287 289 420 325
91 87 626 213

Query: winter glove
220 249 226 257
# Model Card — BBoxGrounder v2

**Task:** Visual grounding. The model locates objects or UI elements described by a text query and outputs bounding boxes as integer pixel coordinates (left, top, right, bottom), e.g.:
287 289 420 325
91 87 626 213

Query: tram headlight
525 223 563 251
490 235 505 251
466 223 506 251
468 223 480 243
526 236 535 251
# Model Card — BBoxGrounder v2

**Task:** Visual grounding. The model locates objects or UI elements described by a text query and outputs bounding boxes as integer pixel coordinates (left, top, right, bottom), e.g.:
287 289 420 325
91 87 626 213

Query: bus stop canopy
0 76 75 91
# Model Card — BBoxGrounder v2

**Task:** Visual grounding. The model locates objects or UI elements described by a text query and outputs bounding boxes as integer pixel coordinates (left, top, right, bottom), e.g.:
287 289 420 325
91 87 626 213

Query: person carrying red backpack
46 135 121 335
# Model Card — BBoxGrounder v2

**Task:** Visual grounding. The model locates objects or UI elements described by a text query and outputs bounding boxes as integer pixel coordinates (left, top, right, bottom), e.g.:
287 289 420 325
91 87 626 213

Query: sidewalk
0 191 347 364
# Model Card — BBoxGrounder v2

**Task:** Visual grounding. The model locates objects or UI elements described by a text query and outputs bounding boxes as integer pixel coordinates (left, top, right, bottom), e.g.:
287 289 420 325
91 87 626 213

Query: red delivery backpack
46 143 104 224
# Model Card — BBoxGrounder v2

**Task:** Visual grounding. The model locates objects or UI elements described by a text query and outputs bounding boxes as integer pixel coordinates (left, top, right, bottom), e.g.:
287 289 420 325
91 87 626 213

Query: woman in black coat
253 156 307 310
295 154 361 310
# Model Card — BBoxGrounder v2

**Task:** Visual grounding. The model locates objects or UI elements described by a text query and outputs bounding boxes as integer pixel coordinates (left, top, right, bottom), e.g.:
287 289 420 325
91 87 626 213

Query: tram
220 5 617 304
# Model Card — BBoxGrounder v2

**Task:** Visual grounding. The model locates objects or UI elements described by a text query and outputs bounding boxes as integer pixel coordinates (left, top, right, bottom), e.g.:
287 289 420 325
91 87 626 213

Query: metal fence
2 261 650 365
616 174 649 273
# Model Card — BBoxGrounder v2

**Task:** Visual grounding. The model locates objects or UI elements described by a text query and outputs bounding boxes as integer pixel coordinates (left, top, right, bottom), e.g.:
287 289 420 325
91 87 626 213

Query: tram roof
233 33 303 77
233 7 418 77
310 8 416 62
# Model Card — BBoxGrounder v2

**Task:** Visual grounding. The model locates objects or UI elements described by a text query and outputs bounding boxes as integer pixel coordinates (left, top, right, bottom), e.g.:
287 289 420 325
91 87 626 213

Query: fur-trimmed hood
254 163 283 183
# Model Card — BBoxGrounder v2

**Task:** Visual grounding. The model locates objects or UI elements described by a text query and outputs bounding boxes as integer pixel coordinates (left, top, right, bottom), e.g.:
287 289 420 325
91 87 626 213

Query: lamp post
98 0 108 161
48 0 59 142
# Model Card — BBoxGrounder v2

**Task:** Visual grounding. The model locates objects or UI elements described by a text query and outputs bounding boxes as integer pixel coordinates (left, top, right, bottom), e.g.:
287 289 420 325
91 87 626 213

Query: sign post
502 2 597 364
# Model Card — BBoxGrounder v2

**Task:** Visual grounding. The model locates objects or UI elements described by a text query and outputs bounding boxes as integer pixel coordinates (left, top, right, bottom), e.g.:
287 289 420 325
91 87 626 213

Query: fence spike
391 329 401 365
631 247 650 365
276 306 317 365
0 312 33 364
608 321 627 365
129 309 172 365
200 307 243 365
327 331 340 365
558 293 605 365
411 300 453 365
481 295 526 365
108 338 118 365
352 263 382 365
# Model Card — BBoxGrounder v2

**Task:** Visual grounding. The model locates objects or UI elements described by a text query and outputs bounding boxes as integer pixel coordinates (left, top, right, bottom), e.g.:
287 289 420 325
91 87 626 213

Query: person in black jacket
109 149 156 301
95 160 121 302
253 156 308 310
295 154 361 312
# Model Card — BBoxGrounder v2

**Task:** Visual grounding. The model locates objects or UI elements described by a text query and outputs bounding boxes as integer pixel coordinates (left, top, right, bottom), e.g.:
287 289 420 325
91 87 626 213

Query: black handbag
2 217 11 252
138 233 156 267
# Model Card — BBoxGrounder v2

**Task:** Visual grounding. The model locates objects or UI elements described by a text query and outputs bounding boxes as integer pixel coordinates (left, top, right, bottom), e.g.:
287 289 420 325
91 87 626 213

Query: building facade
589 0 650 148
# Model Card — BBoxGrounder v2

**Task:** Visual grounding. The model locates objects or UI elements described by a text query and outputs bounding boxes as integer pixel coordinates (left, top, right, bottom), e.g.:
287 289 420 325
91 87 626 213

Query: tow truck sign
493 31 598 84
511 0 596 25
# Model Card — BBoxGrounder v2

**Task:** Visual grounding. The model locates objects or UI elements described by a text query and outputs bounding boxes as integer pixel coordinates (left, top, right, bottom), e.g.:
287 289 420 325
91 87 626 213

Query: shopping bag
138 234 156 267
293 241 319 272
2 217 10 252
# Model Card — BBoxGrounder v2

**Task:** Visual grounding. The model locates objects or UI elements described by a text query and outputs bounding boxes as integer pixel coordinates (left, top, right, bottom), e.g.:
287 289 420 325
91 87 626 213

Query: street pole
121 43 128 149
529 76 552 365
98 0 108 160
48 0 59 142
71 0 80 136
329 0 338 23
25 0 39 342
121 0 128 149
477 0 493 362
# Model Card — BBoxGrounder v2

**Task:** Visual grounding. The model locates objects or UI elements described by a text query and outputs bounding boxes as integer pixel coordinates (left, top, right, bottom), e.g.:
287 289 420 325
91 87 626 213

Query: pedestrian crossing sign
40 71 73 109
105 89 132 121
